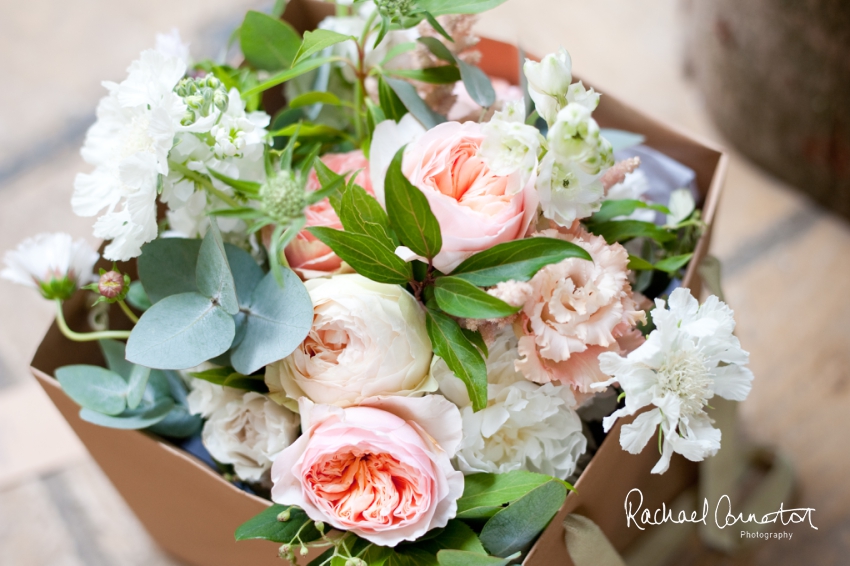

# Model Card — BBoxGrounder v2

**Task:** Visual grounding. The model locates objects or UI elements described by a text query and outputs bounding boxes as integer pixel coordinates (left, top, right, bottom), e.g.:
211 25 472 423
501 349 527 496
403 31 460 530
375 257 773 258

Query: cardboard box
30 2 727 563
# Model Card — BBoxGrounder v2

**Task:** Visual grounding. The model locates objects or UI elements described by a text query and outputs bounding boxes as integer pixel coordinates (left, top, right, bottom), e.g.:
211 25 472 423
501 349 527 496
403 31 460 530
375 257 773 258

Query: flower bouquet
16 0 747 564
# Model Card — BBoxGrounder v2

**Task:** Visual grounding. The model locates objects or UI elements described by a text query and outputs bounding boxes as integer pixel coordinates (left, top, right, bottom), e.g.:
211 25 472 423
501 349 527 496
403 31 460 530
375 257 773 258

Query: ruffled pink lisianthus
271 396 463 547
513 227 646 398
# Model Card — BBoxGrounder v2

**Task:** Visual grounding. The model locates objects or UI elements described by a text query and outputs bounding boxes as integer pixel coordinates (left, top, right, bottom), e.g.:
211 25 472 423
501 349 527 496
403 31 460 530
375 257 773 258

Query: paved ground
1 0 848 564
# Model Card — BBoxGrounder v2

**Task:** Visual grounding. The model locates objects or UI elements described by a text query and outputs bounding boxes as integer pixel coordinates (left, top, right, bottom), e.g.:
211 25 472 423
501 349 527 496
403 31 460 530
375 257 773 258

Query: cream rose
514 227 646 396
187 380 300 482
370 117 538 273
271 395 464 546
265 274 435 409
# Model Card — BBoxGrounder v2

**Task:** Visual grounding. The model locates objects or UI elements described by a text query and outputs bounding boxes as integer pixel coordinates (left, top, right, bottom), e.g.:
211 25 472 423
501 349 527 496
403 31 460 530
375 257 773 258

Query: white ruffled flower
479 100 543 184
1 233 99 299
73 49 187 261
433 330 587 480
187 380 300 482
593 288 754 474
548 104 612 173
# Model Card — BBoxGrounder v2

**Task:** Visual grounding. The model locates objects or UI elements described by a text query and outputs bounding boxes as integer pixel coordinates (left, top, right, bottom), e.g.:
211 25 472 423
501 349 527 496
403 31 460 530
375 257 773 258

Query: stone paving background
1 1 848 564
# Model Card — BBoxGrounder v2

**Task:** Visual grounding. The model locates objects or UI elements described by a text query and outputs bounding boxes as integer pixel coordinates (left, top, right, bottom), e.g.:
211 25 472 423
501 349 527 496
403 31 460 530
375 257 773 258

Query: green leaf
457 60 495 107
452 238 591 287
126 364 150 410
385 147 442 259
417 37 455 63
389 66 461 84
240 11 301 71
196 221 239 315
308 227 413 284
654 253 693 274
415 520 486 555
189 366 267 392
288 91 343 109
627 254 656 271
378 75 409 122
293 29 352 66
270 123 348 139
126 281 152 312
206 168 261 196
224 244 264 307
380 41 418 66
146 404 202 438
423 12 454 42
79 398 174 430
434 277 518 319
437 550 513 566
461 328 488 357
235 504 321 544
457 471 555 515
455 506 502 520
425 309 487 411
586 219 675 245
56 365 128 416
230 270 314 376
592 199 670 223
385 77 445 129
479 480 567 557
98 339 134 379
242 56 338 98
137 239 202 303
387 549 440 566
126 292 235 370
415 0 509 15
339 183 397 247
600 128 646 152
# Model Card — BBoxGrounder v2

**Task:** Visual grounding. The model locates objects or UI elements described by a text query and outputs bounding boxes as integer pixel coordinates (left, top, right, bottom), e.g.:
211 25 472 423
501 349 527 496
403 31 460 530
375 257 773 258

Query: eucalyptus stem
118 299 140 324
169 160 242 208
55 301 132 342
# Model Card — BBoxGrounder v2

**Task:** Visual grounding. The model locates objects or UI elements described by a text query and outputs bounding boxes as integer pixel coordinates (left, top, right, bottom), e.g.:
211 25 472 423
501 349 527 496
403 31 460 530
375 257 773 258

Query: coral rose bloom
371 118 538 273
279 150 372 279
514 228 646 397
271 396 463 546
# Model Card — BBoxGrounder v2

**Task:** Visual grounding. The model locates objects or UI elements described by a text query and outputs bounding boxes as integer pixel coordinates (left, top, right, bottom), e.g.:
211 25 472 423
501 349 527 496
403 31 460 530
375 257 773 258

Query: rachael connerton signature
624 488 817 531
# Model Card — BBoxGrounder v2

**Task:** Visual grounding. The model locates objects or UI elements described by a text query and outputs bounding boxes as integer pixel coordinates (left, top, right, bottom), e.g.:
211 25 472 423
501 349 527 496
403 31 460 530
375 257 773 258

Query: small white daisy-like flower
1 233 99 300
593 287 754 474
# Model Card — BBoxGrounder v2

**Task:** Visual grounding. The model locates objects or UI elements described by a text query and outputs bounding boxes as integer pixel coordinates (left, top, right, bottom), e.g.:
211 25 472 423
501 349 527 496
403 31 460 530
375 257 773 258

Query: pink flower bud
98 270 124 299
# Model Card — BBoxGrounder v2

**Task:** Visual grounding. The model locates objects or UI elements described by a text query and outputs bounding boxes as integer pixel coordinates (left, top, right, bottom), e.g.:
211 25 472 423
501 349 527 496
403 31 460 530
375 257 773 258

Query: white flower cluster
1 233 99 299
187 379 300 482
72 31 270 259
593 288 754 474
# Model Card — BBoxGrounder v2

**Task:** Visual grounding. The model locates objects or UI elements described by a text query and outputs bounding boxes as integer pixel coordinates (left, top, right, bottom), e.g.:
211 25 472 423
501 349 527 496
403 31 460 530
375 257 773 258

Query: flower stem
169 160 242 209
118 299 140 324
55 300 132 342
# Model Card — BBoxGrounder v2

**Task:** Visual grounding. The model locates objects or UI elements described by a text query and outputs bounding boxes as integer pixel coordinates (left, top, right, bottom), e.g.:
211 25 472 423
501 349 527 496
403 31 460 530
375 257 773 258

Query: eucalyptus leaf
308 227 413 284
457 60 495 107
230 269 313 376
137 238 201 303
235 504 321 544
56 365 128 416
79 398 175 430
98 339 134 379
125 281 152 312
240 11 301 71
434 277 518 319
425 309 487 411
196 221 239 315
385 148 442 259
126 364 150 410
385 77 445 129
224 244 264 307
126 292 235 370
479 480 567 557
293 29 352 66
146 404 203 438
452 237 591 287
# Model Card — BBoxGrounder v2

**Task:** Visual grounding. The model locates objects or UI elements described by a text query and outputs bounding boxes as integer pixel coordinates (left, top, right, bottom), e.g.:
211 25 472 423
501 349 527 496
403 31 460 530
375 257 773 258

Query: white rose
433 330 587 480
266 274 436 409
188 380 300 482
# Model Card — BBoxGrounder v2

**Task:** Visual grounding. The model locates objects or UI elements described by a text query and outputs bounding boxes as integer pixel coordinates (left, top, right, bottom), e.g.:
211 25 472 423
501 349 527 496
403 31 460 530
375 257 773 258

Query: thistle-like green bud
174 75 229 126
375 0 415 20
260 174 306 223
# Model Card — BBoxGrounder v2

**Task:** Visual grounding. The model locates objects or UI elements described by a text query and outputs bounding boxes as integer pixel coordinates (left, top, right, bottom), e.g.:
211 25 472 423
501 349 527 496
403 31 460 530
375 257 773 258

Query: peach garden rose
271 395 464 547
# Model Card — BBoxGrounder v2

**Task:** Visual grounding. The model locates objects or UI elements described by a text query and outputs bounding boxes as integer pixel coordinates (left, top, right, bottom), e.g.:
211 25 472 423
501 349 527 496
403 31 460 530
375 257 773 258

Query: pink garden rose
513 227 646 399
274 151 372 279
271 395 463 546
370 117 538 273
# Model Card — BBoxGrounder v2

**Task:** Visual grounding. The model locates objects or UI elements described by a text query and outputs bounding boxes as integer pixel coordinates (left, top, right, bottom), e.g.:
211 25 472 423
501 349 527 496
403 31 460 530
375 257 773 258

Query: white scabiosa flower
433 329 587 480
479 100 544 184
1 233 99 300
187 379 300 482
593 288 754 474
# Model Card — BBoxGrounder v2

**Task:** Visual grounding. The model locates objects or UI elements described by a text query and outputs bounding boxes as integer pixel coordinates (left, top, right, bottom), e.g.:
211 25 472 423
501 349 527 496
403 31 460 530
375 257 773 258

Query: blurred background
1 0 848 564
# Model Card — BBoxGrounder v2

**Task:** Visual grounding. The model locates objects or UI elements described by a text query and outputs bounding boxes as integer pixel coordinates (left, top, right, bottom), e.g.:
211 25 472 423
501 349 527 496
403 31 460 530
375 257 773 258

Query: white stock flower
523 48 571 125
479 100 543 183
1 233 98 299
210 89 270 160
666 188 696 226
187 379 300 482
433 330 587 480
593 288 754 474
73 49 188 261
266 274 436 409
536 152 605 226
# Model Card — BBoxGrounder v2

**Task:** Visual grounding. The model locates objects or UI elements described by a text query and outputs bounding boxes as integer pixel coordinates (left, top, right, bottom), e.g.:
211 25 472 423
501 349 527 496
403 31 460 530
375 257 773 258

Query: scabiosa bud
375 0 415 20
175 75 229 126
260 174 306 223
97 270 125 299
